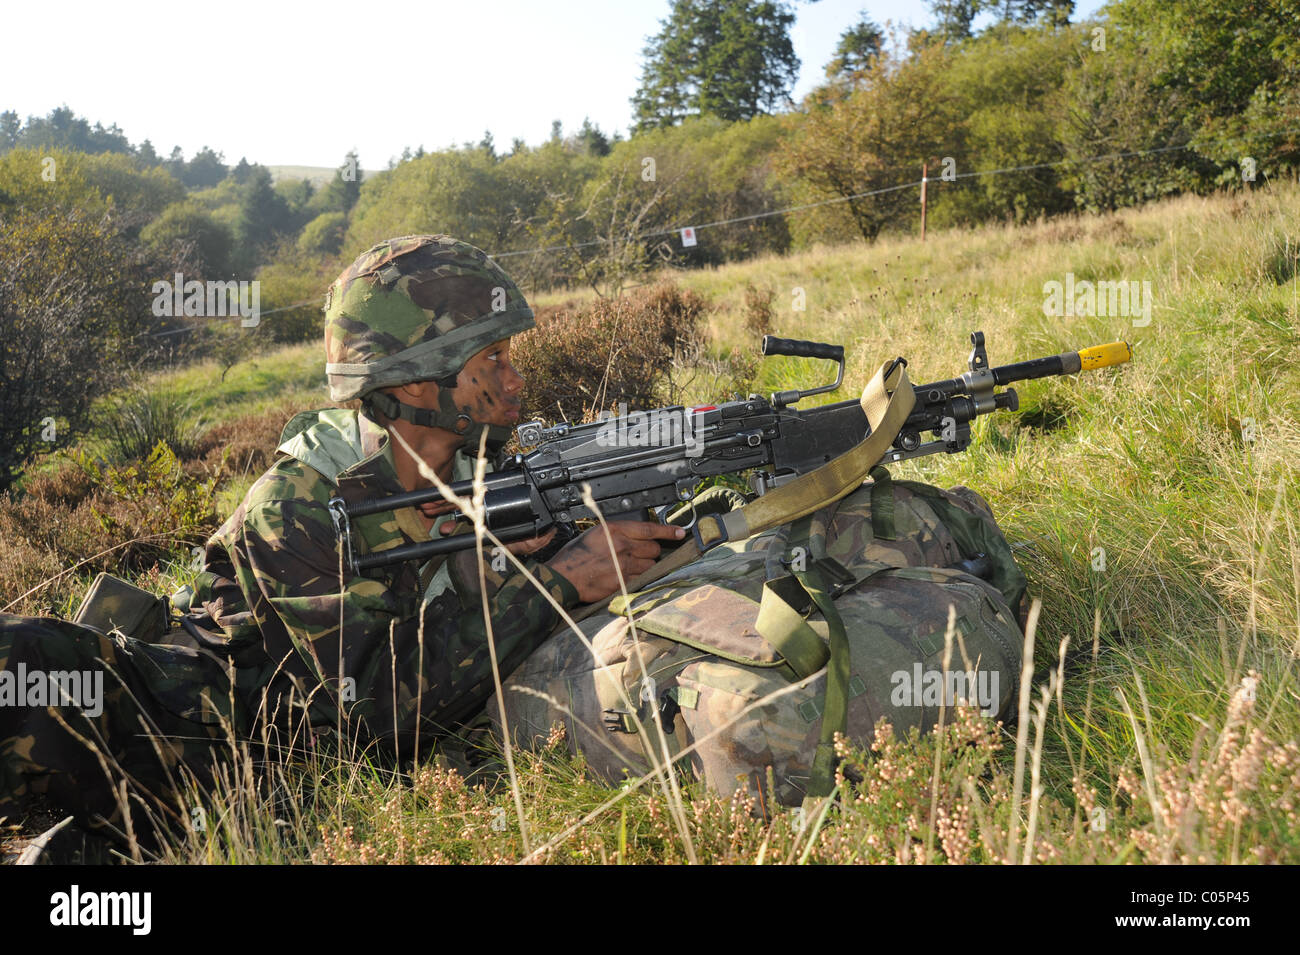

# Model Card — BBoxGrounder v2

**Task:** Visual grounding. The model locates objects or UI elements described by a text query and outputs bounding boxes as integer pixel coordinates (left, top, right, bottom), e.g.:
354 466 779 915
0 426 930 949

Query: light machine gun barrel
328 331 1131 572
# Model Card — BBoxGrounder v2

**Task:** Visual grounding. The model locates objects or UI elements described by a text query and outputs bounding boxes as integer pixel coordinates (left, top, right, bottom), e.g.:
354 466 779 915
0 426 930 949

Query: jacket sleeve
232 492 581 744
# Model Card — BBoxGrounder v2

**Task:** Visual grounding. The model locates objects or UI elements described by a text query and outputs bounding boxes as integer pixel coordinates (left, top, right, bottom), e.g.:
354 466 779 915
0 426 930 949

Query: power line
491 134 1290 261
148 126 1297 336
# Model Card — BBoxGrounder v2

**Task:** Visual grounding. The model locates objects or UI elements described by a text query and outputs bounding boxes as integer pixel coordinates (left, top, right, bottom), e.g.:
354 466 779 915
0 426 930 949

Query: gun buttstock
1077 341 1132 371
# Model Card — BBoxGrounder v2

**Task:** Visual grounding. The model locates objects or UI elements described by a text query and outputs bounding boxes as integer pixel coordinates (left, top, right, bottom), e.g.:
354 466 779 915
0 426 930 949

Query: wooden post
920 161 928 242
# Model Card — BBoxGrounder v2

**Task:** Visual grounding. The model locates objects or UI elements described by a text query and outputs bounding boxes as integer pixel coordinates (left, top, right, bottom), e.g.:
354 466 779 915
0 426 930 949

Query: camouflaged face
324 234 535 402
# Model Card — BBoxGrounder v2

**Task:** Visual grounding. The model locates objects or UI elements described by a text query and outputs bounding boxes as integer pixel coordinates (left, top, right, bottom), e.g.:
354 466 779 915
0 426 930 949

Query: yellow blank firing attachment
1077 341 1132 372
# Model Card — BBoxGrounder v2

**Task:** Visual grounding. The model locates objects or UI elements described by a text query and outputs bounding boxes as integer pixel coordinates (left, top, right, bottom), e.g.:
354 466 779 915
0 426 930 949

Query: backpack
492 468 1027 808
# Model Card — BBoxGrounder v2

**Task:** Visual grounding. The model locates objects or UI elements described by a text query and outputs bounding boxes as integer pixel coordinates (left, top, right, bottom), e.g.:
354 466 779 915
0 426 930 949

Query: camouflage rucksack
492 468 1027 808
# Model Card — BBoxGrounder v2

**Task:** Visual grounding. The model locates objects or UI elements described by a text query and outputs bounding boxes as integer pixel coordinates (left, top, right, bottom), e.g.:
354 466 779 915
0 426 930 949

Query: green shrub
96 384 206 463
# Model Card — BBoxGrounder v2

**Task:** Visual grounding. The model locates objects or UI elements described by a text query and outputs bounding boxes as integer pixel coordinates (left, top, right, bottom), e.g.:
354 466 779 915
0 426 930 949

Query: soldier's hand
547 521 686 603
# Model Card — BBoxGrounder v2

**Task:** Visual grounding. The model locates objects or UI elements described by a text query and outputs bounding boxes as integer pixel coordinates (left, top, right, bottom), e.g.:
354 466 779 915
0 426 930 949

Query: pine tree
631 0 799 132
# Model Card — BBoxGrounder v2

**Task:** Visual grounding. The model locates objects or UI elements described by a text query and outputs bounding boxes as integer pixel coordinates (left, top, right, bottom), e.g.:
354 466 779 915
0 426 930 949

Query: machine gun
329 331 1131 572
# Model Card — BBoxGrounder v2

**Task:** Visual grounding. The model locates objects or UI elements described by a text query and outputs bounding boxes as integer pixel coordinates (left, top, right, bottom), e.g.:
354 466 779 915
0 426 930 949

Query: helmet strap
364 386 512 457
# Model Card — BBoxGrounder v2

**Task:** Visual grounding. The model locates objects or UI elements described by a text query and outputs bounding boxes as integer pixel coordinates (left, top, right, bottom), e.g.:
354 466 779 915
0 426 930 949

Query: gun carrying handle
762 337 846 406
761 337 844 363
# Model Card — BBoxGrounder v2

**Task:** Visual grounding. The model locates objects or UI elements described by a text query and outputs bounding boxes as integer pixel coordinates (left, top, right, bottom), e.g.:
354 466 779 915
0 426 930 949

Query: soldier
0 234 682 851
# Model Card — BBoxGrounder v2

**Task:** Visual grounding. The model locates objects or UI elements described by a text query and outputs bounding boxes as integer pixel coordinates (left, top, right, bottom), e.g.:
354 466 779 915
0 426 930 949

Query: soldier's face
448 338 524 427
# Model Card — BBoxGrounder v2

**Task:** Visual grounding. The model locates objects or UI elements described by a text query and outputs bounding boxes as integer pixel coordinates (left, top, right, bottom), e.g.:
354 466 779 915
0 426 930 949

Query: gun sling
572 356 915 622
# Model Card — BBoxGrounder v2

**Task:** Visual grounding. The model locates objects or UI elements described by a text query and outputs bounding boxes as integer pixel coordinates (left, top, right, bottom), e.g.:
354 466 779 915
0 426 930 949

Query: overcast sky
3 0 1106 169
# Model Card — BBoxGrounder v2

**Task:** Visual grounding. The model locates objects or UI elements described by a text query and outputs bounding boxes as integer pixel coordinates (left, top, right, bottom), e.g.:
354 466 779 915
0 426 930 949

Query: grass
146 341 329 419
4 182 1299 864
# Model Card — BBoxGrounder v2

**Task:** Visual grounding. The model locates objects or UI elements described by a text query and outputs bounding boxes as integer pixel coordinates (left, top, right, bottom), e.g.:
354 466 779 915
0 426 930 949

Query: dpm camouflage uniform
187 406 579 752
0 615 239 847
0 235 579 844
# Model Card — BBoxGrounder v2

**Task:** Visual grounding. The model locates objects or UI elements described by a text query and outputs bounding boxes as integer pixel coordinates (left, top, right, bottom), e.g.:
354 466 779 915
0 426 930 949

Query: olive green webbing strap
754 574 829 680
793 563 849 801
569 359 915 626
753 511 848 801
869 465 896 540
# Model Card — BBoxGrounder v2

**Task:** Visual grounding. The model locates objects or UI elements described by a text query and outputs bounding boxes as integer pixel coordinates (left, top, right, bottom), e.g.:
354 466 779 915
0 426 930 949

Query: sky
2 0 1107 170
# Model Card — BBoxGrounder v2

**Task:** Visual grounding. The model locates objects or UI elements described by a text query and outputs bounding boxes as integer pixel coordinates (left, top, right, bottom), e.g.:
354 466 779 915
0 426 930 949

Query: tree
825 15 884 80
275 177 316 232
182 147 227 189
344 147 517 256
571 117 611 157
632 0 800 132
0 148 184 219
141 200 234 278
233 167 291 270
230 157 255 183
321 150 362 214
527 116 788 294
136 139 161 166
0 111 19 153
1110 0 1300 177
165 145 185 181
297 210 347 256
780 45 962 242
929 0 979 43
1056 32 1203 212
984 0 1074 26
14 106 133 156
929 23 1076 226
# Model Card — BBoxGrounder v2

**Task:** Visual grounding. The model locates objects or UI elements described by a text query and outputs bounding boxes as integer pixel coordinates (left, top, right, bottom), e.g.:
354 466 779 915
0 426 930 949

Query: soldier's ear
394 380 443 407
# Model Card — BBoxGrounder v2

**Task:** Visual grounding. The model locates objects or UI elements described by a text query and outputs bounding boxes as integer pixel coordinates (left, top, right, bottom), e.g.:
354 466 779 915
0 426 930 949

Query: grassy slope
12 185 1299 864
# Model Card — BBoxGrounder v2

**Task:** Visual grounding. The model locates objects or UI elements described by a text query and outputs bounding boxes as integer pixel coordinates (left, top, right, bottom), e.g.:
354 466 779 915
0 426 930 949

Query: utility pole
920 161 928 241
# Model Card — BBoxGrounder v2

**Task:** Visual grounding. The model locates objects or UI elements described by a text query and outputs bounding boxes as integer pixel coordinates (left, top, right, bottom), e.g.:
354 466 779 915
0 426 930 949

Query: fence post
920 161 928 241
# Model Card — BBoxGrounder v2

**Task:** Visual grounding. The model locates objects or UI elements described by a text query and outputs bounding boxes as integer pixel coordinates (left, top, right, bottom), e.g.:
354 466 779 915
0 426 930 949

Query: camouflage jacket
191 408 579 749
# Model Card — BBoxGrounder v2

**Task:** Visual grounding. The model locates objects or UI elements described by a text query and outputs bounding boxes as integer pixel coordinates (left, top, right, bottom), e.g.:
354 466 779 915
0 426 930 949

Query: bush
512 283 708 422
0 443 221 614
298 211 347 257
190 399 302 480
0 207 171 491
70 442 221 545
95 384 206 463
742 282 775 337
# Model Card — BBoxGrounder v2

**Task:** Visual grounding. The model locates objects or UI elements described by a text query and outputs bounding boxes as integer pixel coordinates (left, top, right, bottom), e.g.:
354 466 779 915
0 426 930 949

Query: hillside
266 164 375 186
3 182 1297 864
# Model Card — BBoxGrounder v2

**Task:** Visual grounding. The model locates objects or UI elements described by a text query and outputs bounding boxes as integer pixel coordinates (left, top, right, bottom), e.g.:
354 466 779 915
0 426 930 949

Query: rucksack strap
758 511 891 805
869 465 896 540
755 574 829 680
788 561 851 804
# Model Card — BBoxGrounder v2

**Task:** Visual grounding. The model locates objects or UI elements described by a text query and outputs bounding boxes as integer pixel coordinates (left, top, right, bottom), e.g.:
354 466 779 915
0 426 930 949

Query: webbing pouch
73 572 172 644
634 584 811 672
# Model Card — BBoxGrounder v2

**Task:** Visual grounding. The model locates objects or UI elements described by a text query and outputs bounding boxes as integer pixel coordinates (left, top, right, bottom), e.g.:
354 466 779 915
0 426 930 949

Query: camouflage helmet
324 235 533 446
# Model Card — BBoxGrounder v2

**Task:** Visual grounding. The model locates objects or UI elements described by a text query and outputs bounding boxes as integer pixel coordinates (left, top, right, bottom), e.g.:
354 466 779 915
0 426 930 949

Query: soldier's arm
234 495 582 742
